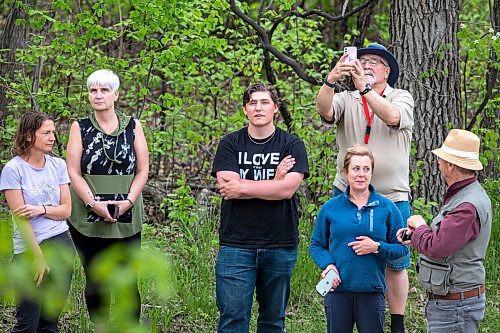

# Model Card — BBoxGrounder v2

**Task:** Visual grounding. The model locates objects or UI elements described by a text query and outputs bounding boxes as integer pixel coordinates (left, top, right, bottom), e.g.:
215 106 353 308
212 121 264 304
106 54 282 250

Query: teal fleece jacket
310 185 408 293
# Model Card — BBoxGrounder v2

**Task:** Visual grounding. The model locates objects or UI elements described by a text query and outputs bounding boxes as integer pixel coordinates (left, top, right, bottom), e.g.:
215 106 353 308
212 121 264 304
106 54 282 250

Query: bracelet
126 198 134 206
42 205 47 215
323 76 337 89
85 201 96 210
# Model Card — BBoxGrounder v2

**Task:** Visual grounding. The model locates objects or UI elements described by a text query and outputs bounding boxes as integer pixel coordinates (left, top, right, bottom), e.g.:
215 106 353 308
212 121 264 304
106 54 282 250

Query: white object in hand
315 269 339 297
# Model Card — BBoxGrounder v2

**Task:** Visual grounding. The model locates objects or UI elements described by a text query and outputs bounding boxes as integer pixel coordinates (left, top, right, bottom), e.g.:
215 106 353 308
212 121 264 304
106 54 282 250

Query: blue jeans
388 201 411 270
216 245 298 333
324 291 386 333
332 187 411 270
425 293 486 333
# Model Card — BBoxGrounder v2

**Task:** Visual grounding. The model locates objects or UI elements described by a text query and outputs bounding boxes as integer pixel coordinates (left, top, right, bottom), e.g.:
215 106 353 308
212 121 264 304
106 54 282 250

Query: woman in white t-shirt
0 111 75 333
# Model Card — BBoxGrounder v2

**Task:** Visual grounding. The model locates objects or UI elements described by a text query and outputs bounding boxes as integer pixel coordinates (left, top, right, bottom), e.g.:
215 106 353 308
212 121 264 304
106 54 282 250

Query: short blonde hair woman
310 144 408 333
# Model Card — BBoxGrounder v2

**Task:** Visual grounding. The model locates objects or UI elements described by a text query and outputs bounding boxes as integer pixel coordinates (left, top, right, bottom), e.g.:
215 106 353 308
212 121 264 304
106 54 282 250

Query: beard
364 74 376 85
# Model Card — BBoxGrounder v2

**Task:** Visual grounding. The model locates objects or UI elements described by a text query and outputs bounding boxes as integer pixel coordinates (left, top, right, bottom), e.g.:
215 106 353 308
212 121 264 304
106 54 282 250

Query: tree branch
269 0 377 38
229 0 319 85
466 24 498 130
466 64 496 130
262 49 293 130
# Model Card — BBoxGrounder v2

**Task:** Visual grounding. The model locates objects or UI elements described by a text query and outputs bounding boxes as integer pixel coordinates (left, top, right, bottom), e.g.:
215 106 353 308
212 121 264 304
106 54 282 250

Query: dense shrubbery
0 0 498 331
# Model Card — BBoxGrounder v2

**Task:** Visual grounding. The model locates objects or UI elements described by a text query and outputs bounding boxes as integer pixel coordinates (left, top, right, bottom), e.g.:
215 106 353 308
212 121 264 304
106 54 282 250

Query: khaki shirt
324 85 414 202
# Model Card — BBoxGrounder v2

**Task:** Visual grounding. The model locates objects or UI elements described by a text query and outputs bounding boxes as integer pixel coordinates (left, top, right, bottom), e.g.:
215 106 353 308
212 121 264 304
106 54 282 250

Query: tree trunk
0 0 35 120
390 0 462 205
479 0 499 180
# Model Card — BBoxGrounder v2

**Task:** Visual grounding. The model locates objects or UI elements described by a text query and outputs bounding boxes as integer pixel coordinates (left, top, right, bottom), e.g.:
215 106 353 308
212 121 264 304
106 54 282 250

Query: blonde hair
342 144 375 173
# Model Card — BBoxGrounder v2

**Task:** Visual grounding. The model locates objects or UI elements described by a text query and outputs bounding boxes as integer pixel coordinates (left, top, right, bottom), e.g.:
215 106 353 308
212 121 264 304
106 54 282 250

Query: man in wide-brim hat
316 42 414 332
398 129 492 333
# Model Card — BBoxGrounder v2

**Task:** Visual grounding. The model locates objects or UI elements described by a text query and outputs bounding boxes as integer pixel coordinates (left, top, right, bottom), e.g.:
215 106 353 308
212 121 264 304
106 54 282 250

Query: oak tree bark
0 0 36 120
390 0 462 204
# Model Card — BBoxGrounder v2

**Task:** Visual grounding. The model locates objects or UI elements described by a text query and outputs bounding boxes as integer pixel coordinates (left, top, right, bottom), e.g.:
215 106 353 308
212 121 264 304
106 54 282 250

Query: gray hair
86 69 120 91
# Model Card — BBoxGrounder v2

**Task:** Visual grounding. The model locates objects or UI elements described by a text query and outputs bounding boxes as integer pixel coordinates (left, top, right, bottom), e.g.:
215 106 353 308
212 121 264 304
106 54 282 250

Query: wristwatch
374 242 381 254
359 84 372 96
85 201 96 210
323 76 336 89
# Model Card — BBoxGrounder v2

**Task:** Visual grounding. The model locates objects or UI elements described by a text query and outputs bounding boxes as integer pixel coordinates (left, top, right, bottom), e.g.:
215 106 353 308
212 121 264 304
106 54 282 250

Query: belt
428 286 485 300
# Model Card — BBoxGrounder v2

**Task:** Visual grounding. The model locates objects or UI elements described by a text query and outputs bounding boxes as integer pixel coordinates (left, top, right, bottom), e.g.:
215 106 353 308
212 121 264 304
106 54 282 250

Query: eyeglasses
359 58 389 67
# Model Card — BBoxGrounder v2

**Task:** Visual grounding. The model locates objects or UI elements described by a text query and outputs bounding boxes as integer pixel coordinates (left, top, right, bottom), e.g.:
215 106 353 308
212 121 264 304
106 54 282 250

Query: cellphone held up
344 46 357 64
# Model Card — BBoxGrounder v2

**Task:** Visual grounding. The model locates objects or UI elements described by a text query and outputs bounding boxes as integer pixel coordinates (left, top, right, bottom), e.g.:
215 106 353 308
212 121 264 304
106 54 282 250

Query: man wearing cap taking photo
398 129 491 333
316 43 414 333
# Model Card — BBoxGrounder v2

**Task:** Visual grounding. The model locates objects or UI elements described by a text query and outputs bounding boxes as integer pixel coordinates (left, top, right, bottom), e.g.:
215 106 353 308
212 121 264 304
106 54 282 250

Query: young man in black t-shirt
211 83 309 333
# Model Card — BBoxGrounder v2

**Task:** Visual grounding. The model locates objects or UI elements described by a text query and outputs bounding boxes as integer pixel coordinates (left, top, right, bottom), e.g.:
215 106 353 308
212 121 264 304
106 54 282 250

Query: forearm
128 120 149 204
377 242 409 260
412 225 462 258
15 218 43 258
69 172 95 205
240 174 302 200
44 203 71 220
411 205 479 258
363 90 400 126
15 216 50 286
127 169 148 203
316 85 335 122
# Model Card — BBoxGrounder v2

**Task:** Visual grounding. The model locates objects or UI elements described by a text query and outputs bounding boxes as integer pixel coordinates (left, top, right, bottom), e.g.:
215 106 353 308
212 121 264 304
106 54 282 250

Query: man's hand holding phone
397 227 413 245
324 46 358 85
343 46 357 64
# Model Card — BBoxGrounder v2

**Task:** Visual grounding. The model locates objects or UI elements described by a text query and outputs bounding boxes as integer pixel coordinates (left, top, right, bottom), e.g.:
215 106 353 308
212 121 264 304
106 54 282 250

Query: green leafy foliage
458 1 499 171
0 0 498 331
411 197 439 221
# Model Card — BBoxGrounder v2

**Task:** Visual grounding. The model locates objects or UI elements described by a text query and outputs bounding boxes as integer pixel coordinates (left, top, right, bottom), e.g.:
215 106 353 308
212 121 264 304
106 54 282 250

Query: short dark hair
242 83 281 107
13 111 52 157
342 143 375 173
454 164 476 176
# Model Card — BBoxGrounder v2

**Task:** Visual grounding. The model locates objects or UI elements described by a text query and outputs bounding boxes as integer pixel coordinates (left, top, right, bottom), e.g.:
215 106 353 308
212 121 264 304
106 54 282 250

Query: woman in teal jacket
310 144 408 333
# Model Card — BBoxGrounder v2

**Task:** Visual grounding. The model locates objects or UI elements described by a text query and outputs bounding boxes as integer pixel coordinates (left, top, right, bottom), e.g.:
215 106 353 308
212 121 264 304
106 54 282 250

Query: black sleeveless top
78 117 136 175
78 117 136 223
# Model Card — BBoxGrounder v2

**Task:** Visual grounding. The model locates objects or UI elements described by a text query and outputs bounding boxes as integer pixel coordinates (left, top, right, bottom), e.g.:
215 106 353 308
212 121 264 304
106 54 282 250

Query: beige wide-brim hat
432 129 483 170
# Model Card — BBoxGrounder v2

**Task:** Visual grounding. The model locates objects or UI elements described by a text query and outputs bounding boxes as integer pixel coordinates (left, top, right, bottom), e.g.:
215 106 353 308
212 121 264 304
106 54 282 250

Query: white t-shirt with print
0 155 70 254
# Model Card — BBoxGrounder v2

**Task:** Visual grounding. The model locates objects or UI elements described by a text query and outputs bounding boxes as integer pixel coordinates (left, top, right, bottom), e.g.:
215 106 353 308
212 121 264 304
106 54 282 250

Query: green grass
1 196 499 332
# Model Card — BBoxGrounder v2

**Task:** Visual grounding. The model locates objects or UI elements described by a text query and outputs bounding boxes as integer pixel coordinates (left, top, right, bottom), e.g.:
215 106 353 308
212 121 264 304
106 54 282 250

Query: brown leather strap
428 286 485 300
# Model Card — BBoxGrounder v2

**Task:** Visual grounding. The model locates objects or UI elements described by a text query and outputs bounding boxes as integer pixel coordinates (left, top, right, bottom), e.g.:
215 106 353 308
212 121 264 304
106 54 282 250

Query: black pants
68 225 141 323
12 231 75 333
324 291 386 333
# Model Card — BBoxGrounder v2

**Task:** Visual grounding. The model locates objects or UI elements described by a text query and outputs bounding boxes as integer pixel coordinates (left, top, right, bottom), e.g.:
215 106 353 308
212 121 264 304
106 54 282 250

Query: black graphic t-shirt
211 126 309 248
